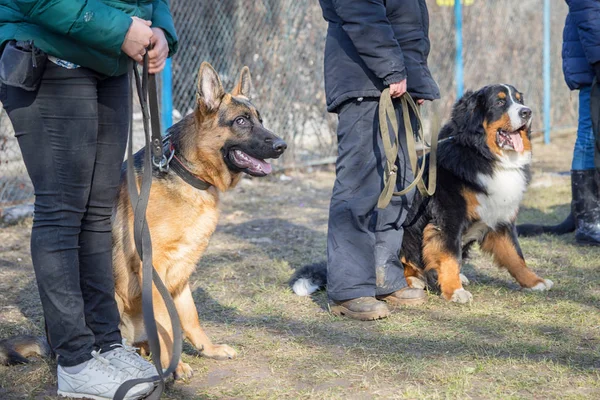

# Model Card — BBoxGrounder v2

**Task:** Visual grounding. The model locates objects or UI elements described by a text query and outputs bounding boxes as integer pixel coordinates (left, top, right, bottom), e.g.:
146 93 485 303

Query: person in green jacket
0 1 178 399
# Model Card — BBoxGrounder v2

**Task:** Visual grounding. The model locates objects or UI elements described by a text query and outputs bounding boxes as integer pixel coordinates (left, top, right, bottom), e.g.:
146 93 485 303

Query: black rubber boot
573 170 600 246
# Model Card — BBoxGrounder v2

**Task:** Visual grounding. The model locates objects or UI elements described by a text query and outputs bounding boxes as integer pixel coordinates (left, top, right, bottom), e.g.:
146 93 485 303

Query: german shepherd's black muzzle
223 124 286 177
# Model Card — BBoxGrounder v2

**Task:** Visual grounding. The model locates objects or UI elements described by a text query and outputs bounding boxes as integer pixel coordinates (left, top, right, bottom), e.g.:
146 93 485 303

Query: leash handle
377 88 438 209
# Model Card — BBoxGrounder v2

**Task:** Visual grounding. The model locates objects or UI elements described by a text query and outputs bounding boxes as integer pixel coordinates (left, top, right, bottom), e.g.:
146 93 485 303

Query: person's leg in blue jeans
1 62 125 366
572 87 596 171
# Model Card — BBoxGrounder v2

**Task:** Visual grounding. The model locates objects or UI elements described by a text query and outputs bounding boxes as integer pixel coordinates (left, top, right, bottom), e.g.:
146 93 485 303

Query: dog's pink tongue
251 158 272 174
233 150 272 175
509 132 524 152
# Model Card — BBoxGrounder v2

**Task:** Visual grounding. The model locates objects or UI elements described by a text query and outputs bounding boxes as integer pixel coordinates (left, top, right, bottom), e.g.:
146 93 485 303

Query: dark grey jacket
319 0 440 112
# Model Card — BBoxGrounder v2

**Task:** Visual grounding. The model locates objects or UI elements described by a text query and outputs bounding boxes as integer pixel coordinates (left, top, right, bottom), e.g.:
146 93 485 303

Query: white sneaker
104 339 158 380
57 350 154 400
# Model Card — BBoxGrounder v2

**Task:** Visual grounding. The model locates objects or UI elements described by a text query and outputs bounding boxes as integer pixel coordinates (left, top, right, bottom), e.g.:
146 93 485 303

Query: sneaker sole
329 304 391 321
58 391 114 400
58 388 152 400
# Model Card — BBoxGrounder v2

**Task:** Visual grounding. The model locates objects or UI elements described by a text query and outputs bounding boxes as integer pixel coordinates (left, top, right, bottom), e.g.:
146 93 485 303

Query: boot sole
329 304 390 321
576 238 600 246
376 295 427 308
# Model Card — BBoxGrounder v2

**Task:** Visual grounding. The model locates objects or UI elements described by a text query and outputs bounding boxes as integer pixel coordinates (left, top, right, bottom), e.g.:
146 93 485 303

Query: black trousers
327 98 416 301
1 62 128 366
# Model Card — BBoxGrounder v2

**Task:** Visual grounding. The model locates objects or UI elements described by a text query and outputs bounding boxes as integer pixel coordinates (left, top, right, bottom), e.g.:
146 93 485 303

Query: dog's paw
523 279 553 292
174 362 194 380
201 344 237 360
459 273 470 286
450 288 473 304
406 276 426 290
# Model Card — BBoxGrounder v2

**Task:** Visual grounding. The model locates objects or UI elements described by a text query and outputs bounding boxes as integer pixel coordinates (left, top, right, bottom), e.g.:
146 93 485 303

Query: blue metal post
455 0 464 99
161 58 173 132
543 0 551 144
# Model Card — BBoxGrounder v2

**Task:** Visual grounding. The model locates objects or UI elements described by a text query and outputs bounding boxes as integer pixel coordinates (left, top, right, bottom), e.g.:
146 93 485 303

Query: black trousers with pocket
1 62 128 366
327 98 416 302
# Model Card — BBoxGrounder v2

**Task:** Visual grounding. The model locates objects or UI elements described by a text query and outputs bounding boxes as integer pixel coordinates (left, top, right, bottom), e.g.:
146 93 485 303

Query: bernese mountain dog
290 84 553 303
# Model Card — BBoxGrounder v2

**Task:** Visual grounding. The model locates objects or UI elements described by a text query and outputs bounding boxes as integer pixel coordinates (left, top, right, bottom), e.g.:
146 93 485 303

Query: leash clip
152 148 175 172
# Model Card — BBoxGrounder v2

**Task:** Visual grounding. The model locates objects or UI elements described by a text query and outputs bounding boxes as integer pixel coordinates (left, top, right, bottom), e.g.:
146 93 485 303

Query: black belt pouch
0 40 47 91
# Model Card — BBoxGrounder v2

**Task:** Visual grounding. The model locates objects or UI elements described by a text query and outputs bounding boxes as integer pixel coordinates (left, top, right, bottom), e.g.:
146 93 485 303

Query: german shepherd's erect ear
196 62 225 114
232 66 252 99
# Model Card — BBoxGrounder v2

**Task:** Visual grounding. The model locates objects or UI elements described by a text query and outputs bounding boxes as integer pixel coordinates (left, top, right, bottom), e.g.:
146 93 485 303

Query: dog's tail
289 262 327 296
517 212 575 237
0 335 50 365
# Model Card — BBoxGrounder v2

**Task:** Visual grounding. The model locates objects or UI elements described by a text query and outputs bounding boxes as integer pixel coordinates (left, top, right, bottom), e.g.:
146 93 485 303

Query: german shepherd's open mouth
226 148 273 175
223 134 286 177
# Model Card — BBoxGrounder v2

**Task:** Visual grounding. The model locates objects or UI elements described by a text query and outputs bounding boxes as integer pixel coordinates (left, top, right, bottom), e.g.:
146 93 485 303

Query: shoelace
110 340 149 368
90 350 123 381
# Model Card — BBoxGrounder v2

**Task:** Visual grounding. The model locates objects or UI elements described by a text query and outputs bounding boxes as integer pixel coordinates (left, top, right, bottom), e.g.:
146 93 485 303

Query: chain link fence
0 0 577 209
170 0 336 167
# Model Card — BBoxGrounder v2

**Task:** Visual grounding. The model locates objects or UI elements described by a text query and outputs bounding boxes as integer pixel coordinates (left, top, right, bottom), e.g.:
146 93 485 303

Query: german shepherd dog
1 62 286 379
290 84 553 303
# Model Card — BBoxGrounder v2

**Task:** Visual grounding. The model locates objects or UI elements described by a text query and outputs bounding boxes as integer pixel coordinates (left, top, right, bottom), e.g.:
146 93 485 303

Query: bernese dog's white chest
475 168 527 229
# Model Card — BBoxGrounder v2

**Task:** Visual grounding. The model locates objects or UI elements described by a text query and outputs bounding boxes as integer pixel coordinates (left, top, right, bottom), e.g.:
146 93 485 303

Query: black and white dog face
450 84 533 156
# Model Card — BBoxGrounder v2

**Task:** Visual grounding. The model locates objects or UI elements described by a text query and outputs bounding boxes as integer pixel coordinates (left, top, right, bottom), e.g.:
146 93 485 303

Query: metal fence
169 0 337 167
0 0 577 208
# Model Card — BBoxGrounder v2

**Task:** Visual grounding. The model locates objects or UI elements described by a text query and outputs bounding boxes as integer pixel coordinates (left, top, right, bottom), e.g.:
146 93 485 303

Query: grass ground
1 133 599 399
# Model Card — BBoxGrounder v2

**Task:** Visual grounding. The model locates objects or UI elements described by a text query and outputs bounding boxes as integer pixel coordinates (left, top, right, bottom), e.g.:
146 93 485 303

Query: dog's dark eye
235 117 247 125
496 99 506 107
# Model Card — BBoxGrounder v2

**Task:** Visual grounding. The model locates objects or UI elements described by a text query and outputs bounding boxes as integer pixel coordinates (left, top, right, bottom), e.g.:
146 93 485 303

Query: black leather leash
114 54 183 400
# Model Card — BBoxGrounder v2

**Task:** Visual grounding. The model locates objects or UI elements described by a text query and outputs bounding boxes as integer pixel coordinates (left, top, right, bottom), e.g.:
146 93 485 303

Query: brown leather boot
329 297 390 321
376 287 427 307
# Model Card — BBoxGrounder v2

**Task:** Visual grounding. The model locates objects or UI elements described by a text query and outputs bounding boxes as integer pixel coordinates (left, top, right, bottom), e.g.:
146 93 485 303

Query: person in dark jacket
0 1 177 399
319 0 440 320
518 0 600 246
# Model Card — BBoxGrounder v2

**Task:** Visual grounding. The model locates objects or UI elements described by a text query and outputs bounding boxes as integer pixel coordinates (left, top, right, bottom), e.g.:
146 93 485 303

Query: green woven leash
377 88 439 209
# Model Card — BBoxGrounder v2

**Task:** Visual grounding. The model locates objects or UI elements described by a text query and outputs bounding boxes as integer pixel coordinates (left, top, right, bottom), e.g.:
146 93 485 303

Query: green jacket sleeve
151 0 178 57
15 0 132 57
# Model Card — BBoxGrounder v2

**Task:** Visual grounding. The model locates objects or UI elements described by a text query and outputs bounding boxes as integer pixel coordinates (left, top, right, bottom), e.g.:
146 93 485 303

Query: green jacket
0 0 178 76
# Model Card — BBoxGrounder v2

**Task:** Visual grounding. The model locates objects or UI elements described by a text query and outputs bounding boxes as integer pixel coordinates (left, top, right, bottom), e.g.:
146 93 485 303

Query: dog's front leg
422 223 473 303
174 284 237 365
481 225 553 291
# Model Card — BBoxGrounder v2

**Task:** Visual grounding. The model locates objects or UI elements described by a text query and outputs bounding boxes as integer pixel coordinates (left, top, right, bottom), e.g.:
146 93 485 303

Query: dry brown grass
1 133 599 399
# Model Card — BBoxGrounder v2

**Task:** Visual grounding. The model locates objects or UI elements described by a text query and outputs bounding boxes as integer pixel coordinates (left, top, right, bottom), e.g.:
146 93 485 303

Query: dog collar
167 141 212 191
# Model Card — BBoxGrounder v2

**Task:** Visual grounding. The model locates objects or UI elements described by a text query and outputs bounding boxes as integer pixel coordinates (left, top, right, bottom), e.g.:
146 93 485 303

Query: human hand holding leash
121 17 153 63
389 79 425 105
147 28 169 74
389 79 406 98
